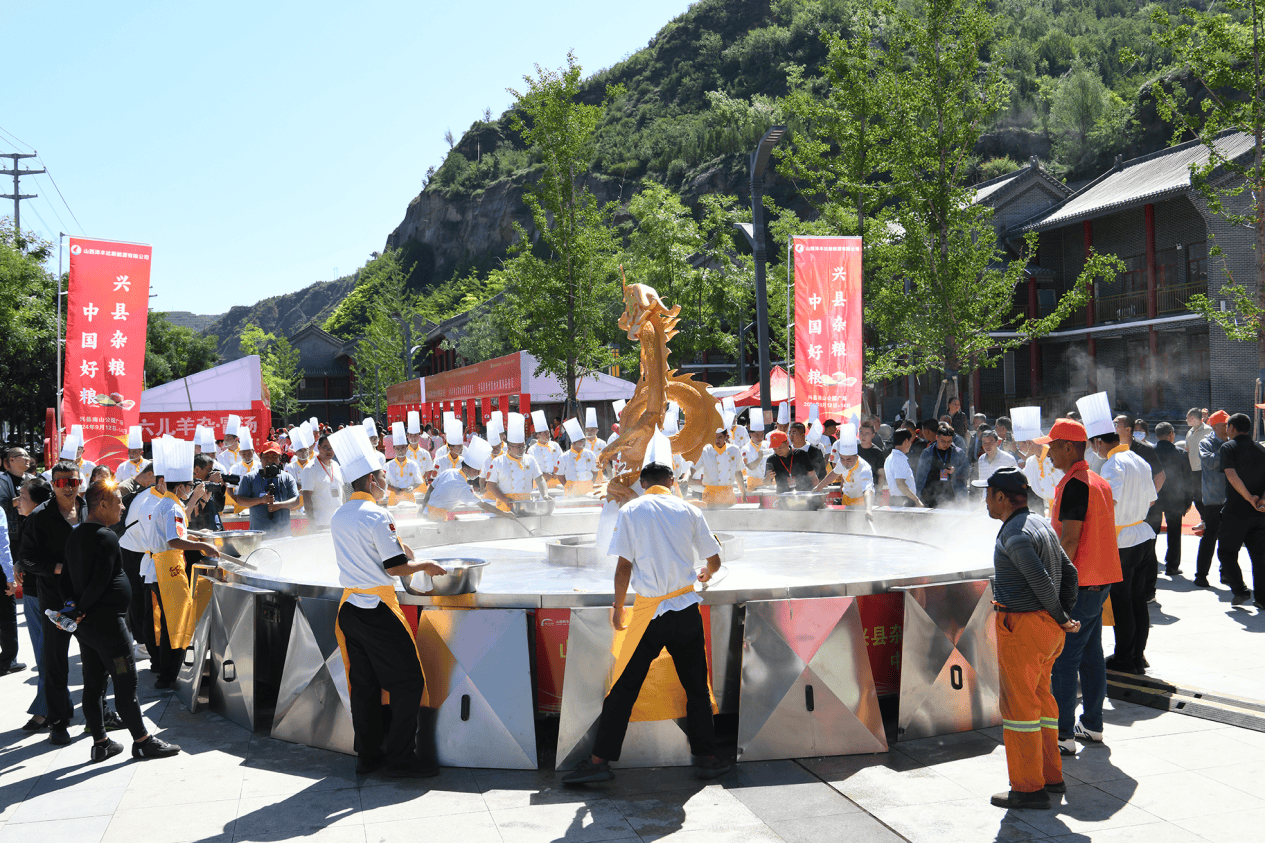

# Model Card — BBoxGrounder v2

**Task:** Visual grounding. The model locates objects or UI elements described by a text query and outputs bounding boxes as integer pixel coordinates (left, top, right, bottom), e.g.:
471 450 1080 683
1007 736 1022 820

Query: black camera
262 463 282 479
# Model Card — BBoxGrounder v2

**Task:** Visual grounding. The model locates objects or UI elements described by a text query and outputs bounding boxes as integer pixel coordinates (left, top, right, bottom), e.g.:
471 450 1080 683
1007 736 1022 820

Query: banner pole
56 233 64 436
786 236 791 373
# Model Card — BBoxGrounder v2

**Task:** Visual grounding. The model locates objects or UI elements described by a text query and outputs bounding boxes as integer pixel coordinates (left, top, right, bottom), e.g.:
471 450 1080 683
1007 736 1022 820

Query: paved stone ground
0 531 1261 843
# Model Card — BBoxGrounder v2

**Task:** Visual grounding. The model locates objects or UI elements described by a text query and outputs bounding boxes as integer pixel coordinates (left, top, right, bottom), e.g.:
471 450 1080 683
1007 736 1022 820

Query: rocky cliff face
203 277 356 360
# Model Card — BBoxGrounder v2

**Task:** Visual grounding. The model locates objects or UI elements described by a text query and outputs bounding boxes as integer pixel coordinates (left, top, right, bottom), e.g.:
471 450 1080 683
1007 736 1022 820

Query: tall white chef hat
837 423 859 456
463 435 491 470
309 416 319 429
59 433 81 461
1010 407 1043 442
507 412 526 445
300 420 315 442
722 396 736 413
662 412 680 436
328 424 379 482
563 417 585 444
238 428 254 452
642 426 673 469
407 410 421 434
749 411 765 432
71 425 84 442
807 420 825 446
164 438 195 484
722 409 735 431
486 411 504 442
391 421 408 448
777 402 790 424
444 418 464 446
1076 392 1114 439
612 399 626 419
807 404 820 423
225 414 241 437
443 410 455 426
127 425 143 449
584 407 598 430
194 425 214 452
531 409 547 432
362 417 378 439
286 426 306 452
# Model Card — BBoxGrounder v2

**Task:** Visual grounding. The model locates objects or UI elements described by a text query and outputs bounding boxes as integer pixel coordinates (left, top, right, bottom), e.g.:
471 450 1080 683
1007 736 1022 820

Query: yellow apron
701 486 736 507
153 547 195 649
334 583 430 708
609 582 718 723
426 507 451 522
565 479 594 496
388 489 417 507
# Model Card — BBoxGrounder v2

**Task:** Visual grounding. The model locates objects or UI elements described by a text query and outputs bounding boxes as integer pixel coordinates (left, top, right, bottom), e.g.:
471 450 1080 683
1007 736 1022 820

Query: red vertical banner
793 235 862 423
63 238 152 467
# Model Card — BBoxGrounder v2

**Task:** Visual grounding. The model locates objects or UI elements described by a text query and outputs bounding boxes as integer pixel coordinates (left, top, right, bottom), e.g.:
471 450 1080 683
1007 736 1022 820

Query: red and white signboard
138 356 271 443
62 238 152 467
793 235 863 424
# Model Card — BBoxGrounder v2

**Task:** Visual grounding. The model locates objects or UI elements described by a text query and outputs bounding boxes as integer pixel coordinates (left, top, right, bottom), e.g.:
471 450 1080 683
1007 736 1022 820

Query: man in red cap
233 441 301 537
1036 419 1122 757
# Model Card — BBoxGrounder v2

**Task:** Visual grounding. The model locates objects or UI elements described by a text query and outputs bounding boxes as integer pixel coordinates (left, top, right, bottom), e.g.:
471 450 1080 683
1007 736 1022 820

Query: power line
35 185 71 235
0 124 36 151
36 163 83 232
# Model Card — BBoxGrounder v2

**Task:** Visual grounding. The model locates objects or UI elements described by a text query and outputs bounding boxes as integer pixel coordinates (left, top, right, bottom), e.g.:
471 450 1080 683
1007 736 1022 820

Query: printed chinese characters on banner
63 239 152 467
793 236 862 424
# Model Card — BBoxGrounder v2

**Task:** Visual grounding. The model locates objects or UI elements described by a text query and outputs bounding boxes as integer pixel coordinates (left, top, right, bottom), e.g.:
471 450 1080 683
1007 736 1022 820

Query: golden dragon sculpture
598 279 722 493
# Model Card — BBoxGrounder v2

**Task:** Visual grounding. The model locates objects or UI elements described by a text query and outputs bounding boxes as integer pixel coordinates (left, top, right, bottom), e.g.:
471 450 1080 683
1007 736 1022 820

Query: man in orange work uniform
1037 417 1122 756
977 466 1080 810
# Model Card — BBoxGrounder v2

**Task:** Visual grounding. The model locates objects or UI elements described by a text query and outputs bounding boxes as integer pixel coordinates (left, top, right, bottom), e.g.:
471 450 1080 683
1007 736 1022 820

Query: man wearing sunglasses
18 461 87 745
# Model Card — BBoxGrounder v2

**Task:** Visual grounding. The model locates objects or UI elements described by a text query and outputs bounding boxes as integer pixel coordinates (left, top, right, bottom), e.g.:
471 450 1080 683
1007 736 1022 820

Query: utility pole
0 153 45 241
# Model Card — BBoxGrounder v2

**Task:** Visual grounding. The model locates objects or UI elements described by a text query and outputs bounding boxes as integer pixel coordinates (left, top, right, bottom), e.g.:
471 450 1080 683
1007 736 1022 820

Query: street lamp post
735 126 786 424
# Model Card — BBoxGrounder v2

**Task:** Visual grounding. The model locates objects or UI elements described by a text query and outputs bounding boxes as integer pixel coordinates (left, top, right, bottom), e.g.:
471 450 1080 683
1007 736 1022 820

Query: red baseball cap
768 430 789 448
258 441 282 456
1032 418 1087 444
1209 410 1230 424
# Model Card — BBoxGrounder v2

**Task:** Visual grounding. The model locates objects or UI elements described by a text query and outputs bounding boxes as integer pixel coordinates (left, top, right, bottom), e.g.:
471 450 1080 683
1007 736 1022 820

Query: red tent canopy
730 366 794 407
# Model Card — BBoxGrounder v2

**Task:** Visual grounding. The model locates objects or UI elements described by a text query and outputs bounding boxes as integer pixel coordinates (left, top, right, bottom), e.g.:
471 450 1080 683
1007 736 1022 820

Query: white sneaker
1073 720 1103 743
1058 736 1077 756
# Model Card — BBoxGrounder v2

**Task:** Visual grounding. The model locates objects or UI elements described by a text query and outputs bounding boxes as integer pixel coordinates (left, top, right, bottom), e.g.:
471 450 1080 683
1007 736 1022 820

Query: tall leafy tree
1148 0 1265 376
0 225 58 442
144 313 220 388
499 52 623 412
239 323 303 425
341 250 426 418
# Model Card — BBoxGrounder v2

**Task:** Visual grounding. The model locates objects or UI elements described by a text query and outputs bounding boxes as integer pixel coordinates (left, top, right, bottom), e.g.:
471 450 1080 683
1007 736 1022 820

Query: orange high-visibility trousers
996 610 1065 793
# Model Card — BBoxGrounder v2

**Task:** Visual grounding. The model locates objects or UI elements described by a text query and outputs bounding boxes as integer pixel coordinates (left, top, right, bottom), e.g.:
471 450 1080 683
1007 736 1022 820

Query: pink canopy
730 366 794 407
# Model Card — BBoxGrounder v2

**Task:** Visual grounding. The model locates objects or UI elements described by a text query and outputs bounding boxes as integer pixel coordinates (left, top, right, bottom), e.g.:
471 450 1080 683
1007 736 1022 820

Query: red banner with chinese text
793 236 862 424
139 400 271 443
63 238 152 468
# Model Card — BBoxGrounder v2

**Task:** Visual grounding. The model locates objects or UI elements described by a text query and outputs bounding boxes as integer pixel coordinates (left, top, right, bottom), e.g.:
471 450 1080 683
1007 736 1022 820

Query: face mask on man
1133 431 1145 442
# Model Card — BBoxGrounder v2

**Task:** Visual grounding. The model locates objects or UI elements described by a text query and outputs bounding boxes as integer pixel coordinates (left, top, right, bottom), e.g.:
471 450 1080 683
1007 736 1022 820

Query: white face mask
1133 431 1146 442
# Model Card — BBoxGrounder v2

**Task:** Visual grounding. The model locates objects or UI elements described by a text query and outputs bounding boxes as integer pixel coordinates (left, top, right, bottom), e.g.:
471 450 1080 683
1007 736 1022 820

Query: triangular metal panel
896 595 959 734
175 590 214 713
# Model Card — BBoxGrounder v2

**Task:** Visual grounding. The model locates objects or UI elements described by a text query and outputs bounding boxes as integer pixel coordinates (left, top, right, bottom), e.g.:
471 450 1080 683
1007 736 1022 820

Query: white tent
139 356 271 440
521 353 634 403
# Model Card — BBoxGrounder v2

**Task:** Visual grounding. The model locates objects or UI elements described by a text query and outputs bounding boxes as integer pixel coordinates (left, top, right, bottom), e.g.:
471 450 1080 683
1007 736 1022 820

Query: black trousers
1161 506 1187 568
1143 506 1163 599
1112 543 1151 670
76 613 146 741
144 584 185 682
593 604 715 762
40 615 74 726
1196 507 1222 582
1217 510 1265 596
120 549 146 642
338 601 425 770
0 590 18 670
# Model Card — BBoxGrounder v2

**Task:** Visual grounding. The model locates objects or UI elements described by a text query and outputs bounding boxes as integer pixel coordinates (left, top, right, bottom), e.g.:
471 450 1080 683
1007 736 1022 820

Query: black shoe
386 761 439 779
355 754 385 775
562 758 614 784
22 716 47 732
1104 656 1131 673
103 709 126 731
49 726 72 746
1232 591 1254 607
154 676 175 690
1044 781 1067 794
1165 565 1181 577
132 736 181 759
695 756 732 780
1194 577 1211 588
991 789 1051 810
2 662 27 674
90 739 123 764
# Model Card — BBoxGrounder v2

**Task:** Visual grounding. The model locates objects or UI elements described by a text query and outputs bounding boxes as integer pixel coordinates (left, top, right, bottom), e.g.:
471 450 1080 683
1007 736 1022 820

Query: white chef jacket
976 449 1018 486
229 458 258 490
425 468 483 516
829 456 874 500
884 449 915 500
697 444 745 488
559 447 597 482
119 486 164 554
584 436 607 454
487 453 543 494
330 492 409 609
142 492 187 583
743 443 770 476
1020 447 1063 504
217 447 239 468
407 446 434 475
673 454 693 483
1100 445 1158 549
529 441 562 475
608 488 723 618
285 456 312 490
435 449 464 473
115 458 145 485
385 457 425 491
300 458 345 527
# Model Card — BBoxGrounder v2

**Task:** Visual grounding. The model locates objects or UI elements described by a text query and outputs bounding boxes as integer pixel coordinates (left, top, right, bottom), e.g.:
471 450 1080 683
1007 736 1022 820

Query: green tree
341 251 425 418
1148 0 1265 375
239 323 303 424
144 312 220 389
1049 61 1127 170
499 52 623 411
0 224 58 443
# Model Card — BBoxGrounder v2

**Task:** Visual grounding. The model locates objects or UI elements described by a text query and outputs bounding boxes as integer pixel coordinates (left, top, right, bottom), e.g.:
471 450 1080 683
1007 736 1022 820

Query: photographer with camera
234 442 300 537
186 454 226 532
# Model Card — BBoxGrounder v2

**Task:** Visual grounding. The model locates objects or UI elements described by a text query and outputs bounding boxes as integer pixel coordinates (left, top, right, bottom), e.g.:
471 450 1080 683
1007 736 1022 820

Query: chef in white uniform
1012 406 1062 514
816 423 874 512
486 413 549 511
694 424 746 508
115 426 146 484
742 413 771 488
434 419 465 474
300 431 345 530
227 429 258 492
528 409 563 486
583 408 607 454
285 423 315 489
385 422 426 505
558 418 599 495
217 414 242 467
420 436 516 522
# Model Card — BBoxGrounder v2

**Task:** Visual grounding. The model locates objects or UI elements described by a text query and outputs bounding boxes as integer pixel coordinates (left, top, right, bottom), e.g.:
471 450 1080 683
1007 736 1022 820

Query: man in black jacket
18 460 86 745
0 446 33 675
63 480 180 763
1154 422 1194 576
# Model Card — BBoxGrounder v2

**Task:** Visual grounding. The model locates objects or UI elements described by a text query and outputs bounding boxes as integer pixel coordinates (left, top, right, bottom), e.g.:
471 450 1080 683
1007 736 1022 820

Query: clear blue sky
8 0 694 317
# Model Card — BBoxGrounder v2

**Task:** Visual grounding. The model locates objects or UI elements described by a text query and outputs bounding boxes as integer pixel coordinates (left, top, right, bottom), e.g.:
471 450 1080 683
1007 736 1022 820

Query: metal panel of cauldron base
737 596 887 761
270 597 355 755
207 580 273 732
415 608 536 770
555 607 698 771
175 575 217 713
894 579 1000 741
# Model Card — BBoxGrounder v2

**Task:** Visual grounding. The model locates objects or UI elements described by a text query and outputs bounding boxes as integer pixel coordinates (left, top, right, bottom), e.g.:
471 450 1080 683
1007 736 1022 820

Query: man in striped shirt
976 467 1080 810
